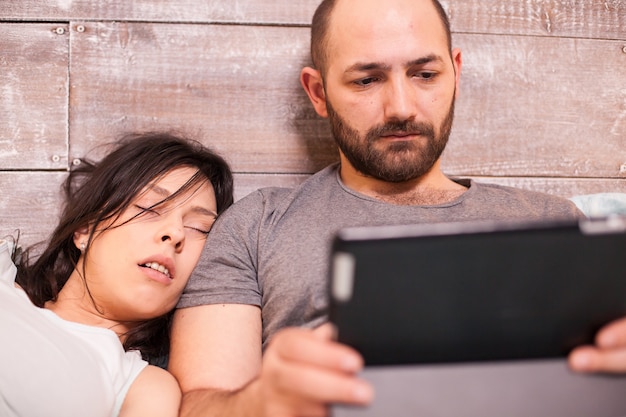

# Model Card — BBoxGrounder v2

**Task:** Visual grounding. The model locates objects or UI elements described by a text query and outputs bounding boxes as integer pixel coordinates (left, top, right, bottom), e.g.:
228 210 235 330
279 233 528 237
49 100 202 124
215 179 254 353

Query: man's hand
569 317 626 373
258 323 374 417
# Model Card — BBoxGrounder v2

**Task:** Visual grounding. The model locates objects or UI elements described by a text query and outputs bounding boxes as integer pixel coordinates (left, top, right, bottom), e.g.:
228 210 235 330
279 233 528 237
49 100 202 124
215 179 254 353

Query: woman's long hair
16 132 234 362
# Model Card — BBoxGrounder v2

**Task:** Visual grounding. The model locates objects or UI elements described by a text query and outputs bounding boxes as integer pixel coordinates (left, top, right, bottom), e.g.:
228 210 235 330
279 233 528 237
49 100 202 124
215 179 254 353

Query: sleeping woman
0 132 233 417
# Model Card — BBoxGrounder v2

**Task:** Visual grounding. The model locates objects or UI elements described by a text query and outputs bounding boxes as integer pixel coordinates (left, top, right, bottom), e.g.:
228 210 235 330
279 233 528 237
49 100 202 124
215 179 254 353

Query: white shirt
0 240 147 417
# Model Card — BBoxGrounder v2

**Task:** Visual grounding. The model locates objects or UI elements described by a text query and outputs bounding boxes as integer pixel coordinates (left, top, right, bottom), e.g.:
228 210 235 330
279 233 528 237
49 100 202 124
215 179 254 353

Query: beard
327 96 455 183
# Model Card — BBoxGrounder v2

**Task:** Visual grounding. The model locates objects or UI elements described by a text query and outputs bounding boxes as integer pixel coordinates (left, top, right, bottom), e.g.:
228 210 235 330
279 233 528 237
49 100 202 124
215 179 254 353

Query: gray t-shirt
179 164 582 346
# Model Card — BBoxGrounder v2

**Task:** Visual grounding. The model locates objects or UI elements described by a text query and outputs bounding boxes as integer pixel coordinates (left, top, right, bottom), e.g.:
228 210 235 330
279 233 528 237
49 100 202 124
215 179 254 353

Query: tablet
329 216 626 364
328 216 626 416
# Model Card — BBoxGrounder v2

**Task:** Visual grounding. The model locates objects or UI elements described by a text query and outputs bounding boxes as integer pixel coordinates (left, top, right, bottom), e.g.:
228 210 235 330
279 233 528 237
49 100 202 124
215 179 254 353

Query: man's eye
416 71 437 80
355 77 378 86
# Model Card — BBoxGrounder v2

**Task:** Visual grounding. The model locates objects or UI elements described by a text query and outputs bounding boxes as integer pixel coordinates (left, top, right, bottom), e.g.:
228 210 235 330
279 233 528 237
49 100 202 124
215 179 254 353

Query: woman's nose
159 217 185 251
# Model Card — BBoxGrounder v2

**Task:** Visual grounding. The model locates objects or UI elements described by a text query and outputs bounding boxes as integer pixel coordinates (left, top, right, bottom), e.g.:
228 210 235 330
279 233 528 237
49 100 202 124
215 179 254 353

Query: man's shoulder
217 164 340 223
232 164 339 209
465 180 582 219
471 180 565 202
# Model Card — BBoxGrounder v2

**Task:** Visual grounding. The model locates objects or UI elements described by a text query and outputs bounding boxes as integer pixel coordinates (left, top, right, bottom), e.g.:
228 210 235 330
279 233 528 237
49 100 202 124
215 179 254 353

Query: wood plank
443 0 626 40
0 0 318 26
234 173 626 201
68 23 625 179
443 34 626 179
4 171 623 249
234 173 311 201
468 176 626 199
68 22 337 174
0 23 69 170
1 0 623 39
0 172 309 249
0 172 66 249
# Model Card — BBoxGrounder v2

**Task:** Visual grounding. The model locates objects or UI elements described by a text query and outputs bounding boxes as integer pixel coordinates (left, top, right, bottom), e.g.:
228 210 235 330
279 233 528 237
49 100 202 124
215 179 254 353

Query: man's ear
300 66 328 118
73 227 90 251
451 48 462 99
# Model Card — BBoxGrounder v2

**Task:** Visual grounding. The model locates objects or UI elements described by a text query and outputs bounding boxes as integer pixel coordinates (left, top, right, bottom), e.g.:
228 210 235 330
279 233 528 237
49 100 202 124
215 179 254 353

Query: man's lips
380 131 422 139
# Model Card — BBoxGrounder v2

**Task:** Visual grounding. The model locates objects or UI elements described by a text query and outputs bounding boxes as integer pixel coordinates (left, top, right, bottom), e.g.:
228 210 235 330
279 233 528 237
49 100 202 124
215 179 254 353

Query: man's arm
169 303 262 416
169 304 373 417
569 317 626 373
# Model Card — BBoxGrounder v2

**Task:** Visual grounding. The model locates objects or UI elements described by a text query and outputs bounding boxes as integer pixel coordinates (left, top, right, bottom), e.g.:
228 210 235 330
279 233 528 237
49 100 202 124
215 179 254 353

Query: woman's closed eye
183 218 216 236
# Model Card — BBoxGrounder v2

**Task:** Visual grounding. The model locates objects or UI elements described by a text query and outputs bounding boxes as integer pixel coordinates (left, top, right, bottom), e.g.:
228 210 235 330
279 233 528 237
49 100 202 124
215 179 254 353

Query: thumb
312 322 337 341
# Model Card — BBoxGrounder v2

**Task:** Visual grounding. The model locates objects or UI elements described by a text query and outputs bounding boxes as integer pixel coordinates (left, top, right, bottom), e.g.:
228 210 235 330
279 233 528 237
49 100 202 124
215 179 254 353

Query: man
169 0 626 415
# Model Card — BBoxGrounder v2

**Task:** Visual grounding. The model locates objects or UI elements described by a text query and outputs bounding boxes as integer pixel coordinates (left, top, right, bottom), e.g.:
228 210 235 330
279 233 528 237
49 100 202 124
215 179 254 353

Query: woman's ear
73 227 90 252
300 66 328 118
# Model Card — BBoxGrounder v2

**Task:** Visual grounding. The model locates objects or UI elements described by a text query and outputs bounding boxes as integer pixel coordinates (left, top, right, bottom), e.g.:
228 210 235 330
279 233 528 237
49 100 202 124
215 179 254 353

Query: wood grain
1 1 625 249
235 174 626 202
443 0 626 40
0 23 69 170
68 22 337 174
66 23 625 178
1 0 624 39
0 172 66 248
444 34 626 178
2 171 623 249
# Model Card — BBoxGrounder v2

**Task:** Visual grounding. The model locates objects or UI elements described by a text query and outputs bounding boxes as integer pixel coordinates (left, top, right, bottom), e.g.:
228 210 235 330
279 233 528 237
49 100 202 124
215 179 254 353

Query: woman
0 132 233 417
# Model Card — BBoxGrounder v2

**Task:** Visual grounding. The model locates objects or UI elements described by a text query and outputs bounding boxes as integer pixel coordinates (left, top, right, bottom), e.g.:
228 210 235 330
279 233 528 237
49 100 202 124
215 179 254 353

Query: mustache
367 120 435 139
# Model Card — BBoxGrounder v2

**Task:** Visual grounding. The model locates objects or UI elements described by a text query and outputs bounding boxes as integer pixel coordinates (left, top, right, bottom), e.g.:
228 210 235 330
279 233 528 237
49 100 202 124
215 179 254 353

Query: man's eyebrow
345 62 391 73
344 54 445 73
407 54 445 66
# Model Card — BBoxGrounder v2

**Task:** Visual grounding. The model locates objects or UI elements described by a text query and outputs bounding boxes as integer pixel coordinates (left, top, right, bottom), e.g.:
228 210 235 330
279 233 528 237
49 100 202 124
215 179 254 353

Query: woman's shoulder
120 365 181 417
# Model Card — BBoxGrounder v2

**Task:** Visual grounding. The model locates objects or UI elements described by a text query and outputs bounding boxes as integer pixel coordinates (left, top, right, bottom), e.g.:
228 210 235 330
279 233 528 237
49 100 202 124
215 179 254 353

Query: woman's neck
44 271 132 342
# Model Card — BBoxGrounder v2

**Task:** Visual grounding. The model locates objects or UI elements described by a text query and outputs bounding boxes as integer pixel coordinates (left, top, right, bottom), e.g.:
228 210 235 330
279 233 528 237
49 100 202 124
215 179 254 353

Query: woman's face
76 166 217 322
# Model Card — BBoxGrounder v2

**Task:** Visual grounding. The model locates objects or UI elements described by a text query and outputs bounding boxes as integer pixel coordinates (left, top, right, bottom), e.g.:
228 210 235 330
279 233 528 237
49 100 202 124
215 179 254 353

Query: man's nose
383 76 418 122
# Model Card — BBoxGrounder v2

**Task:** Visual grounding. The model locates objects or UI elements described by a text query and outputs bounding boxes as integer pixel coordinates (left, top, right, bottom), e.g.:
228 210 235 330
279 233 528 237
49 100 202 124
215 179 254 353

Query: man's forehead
329 0 440 32
325 0 448 68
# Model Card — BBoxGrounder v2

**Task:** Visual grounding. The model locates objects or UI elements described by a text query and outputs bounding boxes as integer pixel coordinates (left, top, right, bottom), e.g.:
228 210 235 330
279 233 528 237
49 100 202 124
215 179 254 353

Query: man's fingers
269 327 364 373
595 317 626 349
271 358 373 405
261 326 374 412
312 322 337 341
569 346 626 373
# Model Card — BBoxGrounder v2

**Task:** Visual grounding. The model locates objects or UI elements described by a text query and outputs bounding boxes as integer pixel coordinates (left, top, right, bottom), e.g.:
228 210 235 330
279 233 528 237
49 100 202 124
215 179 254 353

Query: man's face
327 92 454 183
321 0 460 182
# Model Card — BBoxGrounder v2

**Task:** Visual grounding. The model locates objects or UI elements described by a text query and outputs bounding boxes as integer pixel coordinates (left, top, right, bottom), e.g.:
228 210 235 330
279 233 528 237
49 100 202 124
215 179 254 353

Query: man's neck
339 161 468 206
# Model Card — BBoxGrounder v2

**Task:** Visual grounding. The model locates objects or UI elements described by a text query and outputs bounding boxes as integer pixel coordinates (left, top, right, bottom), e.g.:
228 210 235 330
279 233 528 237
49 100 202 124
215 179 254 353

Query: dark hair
16 132 234 362
310 0 452 76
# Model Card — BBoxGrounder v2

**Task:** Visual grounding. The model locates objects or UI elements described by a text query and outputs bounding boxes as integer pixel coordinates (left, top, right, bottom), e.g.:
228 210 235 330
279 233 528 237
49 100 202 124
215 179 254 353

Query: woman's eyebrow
145 183 218 217
190 206 218 218
145 183 170 197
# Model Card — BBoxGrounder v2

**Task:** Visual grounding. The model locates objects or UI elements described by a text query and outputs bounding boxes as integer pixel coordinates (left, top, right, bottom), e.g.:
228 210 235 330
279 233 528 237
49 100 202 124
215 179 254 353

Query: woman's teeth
143 262 171 278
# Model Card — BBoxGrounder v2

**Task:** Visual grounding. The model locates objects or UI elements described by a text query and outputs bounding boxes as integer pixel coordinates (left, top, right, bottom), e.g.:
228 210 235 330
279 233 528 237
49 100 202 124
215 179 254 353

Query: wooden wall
1 0 625 248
